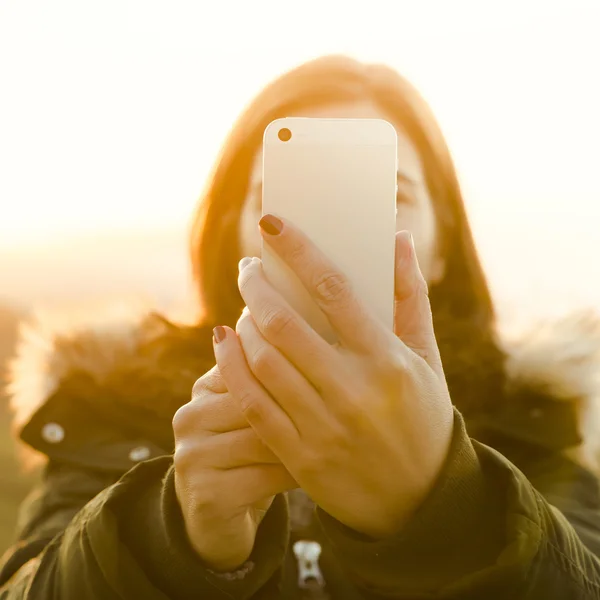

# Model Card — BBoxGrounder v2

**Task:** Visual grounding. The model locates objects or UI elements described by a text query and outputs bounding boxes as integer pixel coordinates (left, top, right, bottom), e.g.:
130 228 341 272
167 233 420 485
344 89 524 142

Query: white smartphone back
262 117 397 344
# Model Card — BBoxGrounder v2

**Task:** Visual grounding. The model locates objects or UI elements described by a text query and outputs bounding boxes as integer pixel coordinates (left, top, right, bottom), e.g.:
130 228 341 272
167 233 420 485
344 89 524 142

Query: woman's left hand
213 215 454 538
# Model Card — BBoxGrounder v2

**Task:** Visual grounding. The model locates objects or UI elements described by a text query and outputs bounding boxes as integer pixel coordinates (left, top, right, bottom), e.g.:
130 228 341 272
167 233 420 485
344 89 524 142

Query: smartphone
262 117 397 344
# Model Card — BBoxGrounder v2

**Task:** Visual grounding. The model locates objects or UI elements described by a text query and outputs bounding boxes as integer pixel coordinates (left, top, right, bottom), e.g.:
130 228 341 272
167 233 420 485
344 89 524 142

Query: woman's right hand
172 365 296 572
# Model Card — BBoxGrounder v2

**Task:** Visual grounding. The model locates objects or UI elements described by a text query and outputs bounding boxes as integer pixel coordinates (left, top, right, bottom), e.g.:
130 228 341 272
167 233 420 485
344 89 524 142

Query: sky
0 0 599 327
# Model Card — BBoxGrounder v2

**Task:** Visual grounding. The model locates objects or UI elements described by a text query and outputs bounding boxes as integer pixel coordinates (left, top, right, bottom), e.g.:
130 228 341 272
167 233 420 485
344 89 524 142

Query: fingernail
238 257 252 272
213 326 226 343
259 214 283 236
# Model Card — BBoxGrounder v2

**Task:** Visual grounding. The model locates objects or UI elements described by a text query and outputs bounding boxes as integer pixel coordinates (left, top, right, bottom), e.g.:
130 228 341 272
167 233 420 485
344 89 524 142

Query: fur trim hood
6 305 600 473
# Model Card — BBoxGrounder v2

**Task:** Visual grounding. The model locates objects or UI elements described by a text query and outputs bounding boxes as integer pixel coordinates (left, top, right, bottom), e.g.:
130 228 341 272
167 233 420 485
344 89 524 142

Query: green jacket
1 311 600 599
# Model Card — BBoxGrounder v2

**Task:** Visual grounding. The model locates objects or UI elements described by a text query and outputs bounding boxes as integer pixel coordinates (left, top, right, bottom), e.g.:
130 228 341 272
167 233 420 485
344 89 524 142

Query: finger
202 427 281 469
177 391 249 435
257 214 391 352
217 464 298 507
179 461 298 512
394 230 444 378
212 325 301 444
236 309 328 433
237 260 341 392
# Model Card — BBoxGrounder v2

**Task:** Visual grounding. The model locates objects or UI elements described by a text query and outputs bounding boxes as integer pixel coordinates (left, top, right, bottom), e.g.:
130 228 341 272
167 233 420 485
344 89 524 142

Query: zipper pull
293 540 325 590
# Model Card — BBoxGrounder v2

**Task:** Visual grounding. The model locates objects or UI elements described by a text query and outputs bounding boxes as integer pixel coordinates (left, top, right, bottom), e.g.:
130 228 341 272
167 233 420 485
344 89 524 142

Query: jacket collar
6 304 600 473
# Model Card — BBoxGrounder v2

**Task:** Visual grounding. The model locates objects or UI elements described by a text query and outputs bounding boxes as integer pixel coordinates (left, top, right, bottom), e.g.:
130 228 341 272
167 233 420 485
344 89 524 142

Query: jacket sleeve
0 457 289 600
317 409 600 599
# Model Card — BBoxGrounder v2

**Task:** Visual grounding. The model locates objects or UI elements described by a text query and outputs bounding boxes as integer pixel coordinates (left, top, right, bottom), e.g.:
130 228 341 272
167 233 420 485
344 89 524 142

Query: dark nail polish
259 214 283 236
213 326 226 343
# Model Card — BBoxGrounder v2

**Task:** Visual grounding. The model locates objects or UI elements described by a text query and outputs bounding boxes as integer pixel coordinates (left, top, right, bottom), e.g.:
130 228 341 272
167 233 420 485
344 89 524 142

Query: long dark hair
190 55 505 415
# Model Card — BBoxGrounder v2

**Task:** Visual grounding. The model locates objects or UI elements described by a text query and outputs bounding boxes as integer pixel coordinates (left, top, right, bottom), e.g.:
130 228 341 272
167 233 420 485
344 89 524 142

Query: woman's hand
172 365 296 571
212 215 454 539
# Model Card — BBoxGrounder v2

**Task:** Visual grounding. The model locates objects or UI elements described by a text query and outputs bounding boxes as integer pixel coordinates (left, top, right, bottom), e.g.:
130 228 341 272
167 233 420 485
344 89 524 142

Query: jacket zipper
293 539 327 596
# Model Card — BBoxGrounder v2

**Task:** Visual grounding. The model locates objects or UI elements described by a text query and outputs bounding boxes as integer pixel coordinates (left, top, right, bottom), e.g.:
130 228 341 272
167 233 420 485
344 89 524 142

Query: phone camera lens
278 128 292 142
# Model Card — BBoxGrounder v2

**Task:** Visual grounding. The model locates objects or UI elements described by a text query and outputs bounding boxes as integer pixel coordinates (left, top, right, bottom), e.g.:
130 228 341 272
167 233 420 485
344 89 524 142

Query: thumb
394 231 443 378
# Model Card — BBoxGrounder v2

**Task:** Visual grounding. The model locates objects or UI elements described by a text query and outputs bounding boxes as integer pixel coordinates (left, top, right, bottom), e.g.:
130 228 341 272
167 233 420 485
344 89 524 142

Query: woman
1 56 600 598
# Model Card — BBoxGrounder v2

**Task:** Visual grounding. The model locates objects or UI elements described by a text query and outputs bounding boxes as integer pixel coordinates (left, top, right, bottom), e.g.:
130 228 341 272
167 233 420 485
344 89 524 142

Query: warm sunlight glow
1 0 599 325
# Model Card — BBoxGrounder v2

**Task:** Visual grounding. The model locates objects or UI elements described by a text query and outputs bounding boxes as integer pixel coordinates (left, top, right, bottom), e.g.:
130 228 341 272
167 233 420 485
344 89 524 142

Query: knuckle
287 239 307 264
191 376 206 399
173 442 197 472
238 388 265 422
314 271 351 306
192 367 223 396
174 438 216 480
261 306 295 338
248 346 275 379
173 394 216 437
172 403 195 437
235 310 251 335
174 452 236 519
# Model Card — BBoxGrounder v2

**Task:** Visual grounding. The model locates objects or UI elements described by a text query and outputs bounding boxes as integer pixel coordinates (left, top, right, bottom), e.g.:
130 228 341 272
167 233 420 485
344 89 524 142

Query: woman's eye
396 176 418 207
396 189 415 206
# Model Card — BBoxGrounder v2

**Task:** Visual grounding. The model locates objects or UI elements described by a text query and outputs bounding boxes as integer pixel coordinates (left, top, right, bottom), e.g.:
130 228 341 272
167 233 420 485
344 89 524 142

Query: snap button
41 423 65 444
129 446 151 462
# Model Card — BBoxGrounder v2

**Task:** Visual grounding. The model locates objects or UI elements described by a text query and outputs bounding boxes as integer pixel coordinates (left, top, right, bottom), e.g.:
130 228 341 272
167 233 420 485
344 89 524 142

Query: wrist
195 548 252 573
317 410 502 595
350 413 455 539
185 514 255 572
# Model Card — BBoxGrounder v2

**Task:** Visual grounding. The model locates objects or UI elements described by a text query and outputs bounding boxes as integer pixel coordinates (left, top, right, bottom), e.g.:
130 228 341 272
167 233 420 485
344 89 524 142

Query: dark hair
190 55 504 415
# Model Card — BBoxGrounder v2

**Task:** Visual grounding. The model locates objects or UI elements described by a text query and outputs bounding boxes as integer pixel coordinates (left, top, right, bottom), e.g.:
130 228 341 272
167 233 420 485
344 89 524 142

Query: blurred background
0 0 599 550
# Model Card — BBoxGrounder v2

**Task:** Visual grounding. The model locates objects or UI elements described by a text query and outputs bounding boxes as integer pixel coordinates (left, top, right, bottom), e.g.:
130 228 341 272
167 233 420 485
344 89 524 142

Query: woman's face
240 100 445 284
